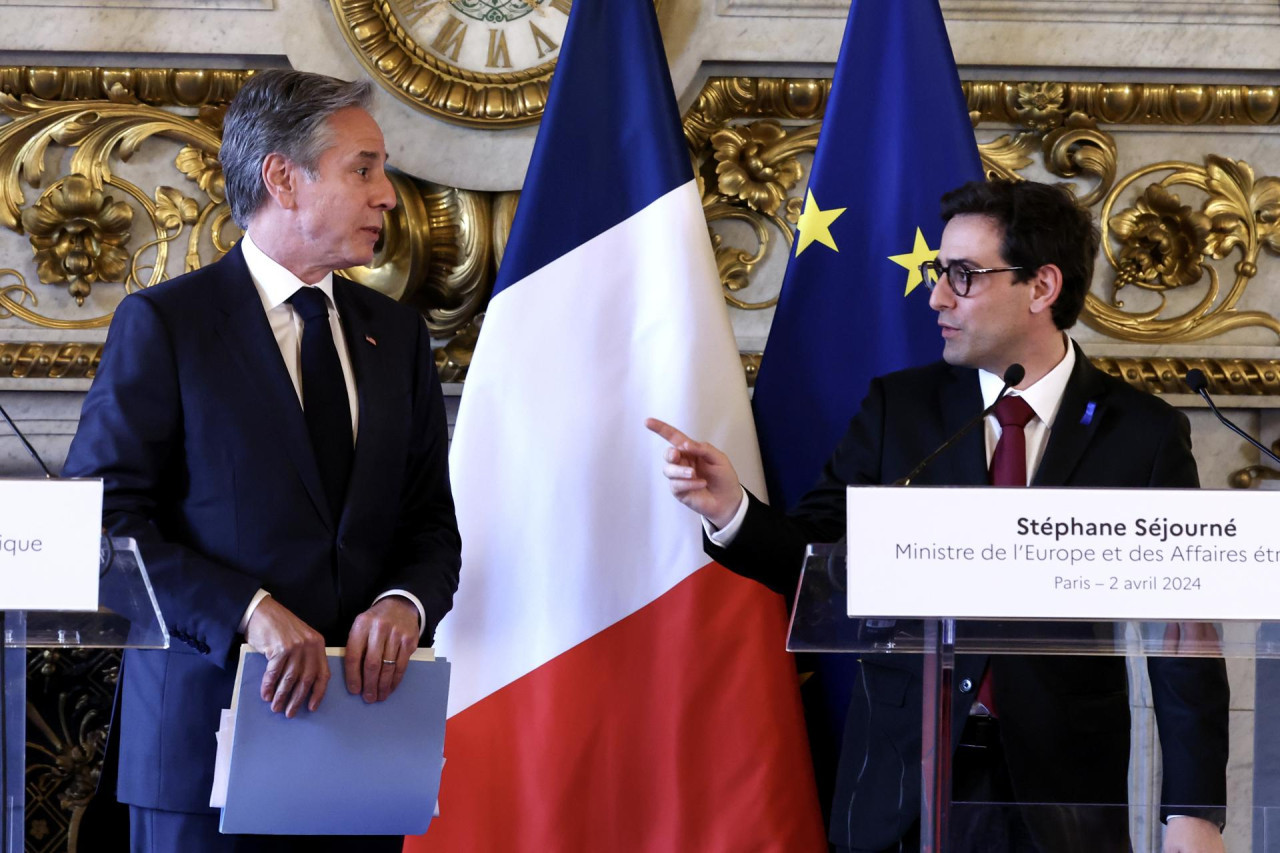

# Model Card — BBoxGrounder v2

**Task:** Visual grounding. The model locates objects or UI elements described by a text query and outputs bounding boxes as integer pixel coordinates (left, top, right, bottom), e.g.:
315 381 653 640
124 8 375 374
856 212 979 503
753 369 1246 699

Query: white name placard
0 479 101 611
847 486 1280 621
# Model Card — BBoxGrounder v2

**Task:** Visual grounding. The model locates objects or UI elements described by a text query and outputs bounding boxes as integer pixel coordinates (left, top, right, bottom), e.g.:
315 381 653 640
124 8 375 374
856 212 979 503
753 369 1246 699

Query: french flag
411 0 825 849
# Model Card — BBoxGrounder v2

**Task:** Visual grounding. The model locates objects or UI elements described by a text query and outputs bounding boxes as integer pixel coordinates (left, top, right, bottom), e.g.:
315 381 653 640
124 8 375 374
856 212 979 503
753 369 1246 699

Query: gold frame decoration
330 0 557 127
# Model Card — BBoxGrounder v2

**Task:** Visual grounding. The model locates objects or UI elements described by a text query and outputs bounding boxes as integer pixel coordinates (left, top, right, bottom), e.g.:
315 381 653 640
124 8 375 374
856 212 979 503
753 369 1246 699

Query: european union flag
750 0 983 820
753 0 984 510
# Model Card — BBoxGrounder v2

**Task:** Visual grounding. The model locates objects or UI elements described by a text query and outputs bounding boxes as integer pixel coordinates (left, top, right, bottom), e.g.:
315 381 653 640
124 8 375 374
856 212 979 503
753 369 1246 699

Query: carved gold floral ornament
175 145 224 204
1108 183 1211 296
21 174 132 305
1090 155 1280 342
1011 82 1066 131
710 121 803 217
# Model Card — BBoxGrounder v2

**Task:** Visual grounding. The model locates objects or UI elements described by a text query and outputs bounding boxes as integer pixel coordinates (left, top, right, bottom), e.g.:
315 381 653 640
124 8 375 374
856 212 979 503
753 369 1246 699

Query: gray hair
220 69 374 228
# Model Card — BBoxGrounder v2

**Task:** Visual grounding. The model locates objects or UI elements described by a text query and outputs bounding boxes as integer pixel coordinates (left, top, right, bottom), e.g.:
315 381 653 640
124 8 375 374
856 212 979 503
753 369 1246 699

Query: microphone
1186 368 1280 467
0 401 52 478
894 363 1025 486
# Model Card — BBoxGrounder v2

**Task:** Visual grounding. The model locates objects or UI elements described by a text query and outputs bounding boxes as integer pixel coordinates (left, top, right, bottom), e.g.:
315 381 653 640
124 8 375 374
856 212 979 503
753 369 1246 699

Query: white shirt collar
977 334 1076 427
240 231 336 311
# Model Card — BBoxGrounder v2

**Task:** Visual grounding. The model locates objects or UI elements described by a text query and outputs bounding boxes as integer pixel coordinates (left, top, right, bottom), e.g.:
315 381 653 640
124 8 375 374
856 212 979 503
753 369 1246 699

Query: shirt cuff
374 589 426 638
239 589 272 635
703 486 750 547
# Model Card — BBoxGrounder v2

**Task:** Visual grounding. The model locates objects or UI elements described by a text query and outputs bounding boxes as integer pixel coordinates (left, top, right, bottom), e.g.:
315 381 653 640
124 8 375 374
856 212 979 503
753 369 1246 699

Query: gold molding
0 67 251 107
0 342 101 379
965 82 1280 127
1091 356 1280 396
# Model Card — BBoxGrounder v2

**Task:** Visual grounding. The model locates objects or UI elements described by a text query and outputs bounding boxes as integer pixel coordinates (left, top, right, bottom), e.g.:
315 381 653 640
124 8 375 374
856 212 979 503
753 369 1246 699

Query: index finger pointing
645 417 691 448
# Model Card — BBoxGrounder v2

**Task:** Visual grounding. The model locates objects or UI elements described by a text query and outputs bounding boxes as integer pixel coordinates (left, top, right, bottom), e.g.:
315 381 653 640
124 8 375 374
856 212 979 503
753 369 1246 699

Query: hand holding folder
212 645 449 836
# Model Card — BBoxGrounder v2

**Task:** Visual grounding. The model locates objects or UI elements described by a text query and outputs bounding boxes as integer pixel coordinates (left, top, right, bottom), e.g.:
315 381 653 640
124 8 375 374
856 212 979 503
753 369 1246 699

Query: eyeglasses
918 259 1027 298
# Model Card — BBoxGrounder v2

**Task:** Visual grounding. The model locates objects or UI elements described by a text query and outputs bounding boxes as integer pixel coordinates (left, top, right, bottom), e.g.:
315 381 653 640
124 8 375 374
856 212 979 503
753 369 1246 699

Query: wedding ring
381 659 396 666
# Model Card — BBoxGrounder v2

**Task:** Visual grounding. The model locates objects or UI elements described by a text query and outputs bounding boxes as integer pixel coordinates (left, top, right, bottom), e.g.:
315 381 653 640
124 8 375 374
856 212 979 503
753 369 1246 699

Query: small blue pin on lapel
1081 401 1096 425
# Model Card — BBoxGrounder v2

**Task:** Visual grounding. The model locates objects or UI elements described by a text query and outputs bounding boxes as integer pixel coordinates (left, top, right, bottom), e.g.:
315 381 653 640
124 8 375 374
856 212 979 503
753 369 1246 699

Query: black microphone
0 401 52 478
1186 368 1280 467
894 363 1025 486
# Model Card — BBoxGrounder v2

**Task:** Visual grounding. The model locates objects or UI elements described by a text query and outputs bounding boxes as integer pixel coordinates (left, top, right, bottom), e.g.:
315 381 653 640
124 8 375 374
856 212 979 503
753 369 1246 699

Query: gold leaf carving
21 174 132 305
1089 155 1280 342
710 120 803 217
979 133 1038 182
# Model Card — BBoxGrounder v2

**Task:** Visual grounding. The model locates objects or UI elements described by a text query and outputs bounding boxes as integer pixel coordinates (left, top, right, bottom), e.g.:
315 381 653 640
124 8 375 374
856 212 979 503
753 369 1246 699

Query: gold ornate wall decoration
22 174 134 306
697 119 818 310
0 68 251 108
684 77 830 151
1087 155 1280 343
1091 355 1280 396
2 70 1280 391
684 81 830 311
0 342 101 379
964 81 1280 128
0 92 224 329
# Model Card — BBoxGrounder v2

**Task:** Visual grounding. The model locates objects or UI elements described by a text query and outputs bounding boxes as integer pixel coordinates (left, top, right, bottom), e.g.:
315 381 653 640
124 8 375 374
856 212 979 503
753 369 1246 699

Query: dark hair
939 179 1099 329
220 70 374 228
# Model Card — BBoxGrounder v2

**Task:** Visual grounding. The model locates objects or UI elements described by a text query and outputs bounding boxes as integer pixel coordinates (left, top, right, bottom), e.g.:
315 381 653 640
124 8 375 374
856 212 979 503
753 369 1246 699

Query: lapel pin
1081 401 1096 426
365 334 378 347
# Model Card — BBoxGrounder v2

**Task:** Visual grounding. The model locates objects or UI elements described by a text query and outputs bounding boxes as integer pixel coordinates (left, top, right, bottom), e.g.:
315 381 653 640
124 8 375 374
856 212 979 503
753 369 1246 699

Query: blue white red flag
417 0 825 849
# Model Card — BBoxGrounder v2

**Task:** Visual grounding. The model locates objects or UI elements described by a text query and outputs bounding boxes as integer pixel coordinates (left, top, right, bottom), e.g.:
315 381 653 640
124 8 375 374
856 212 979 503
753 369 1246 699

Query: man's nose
373 173 397 211
928 273 955 311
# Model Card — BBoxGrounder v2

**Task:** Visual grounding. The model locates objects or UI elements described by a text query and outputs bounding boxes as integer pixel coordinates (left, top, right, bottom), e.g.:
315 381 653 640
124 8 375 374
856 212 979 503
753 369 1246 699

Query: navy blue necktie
288 286 353 519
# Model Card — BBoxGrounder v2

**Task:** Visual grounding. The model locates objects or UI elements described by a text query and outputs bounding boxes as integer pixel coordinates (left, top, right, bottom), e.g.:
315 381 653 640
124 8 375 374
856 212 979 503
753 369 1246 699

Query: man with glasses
648 179 1227 852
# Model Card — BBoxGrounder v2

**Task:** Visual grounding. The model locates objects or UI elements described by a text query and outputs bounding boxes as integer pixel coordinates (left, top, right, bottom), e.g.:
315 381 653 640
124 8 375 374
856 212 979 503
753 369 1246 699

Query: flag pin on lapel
365 334 377 347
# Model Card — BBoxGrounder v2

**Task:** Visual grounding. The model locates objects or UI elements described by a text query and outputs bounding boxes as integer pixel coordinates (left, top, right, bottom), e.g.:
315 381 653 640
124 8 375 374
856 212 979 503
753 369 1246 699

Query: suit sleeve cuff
703 486 750 547
375 590 426 638
238 589 271 635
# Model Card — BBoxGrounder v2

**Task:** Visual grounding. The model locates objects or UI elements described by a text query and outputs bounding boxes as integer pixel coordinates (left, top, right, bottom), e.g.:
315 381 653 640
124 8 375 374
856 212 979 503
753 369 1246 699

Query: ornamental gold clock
331 0 572 127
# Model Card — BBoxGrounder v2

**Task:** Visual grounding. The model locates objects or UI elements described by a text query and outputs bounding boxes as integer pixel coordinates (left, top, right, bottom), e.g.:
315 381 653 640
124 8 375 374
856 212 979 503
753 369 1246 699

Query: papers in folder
212 645 449 835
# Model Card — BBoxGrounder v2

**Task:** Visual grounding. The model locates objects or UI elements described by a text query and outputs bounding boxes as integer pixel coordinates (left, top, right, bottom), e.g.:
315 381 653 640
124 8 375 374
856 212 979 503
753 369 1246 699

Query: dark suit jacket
62 243 461 813
708 346 1229 850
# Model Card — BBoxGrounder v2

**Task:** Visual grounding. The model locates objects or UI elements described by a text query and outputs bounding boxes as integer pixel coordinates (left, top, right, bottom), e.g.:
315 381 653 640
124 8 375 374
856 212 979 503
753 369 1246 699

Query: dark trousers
129 806 404 853
837 716 1133 853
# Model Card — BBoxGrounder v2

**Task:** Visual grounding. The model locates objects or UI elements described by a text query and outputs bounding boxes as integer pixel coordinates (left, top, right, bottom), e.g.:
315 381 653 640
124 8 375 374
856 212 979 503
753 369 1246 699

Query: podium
788 542 1278 852
2 537 166 852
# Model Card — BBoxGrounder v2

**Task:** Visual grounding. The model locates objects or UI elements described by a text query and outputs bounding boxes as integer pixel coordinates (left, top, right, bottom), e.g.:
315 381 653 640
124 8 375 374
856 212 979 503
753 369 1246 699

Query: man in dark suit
649 180 1227 853
62 70 461 852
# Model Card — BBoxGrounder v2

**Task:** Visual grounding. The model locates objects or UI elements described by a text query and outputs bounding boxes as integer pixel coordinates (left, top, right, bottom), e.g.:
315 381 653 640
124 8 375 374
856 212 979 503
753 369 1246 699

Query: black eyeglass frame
918 259 1029 297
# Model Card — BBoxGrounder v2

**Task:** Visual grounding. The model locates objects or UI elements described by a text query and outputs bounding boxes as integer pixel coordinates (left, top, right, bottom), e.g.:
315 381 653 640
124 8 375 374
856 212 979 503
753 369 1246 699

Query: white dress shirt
236 232 425 636
707 337 1076 545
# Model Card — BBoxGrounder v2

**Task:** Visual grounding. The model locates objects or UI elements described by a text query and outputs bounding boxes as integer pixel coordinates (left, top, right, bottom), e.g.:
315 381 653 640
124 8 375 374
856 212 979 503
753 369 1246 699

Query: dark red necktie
977 394 1036 715
988 395 1036 486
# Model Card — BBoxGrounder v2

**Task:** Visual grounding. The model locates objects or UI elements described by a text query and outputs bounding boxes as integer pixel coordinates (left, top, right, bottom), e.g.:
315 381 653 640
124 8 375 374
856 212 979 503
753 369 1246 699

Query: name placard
847 486 1280 621
0 479 101 611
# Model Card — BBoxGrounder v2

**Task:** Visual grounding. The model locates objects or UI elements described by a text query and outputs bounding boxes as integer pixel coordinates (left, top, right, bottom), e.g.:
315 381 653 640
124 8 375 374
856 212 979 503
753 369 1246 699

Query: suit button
958 678 974 693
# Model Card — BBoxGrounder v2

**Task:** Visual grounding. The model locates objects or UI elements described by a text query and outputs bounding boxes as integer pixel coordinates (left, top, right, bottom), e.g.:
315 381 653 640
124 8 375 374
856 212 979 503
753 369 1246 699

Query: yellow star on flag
888 228 940 296
794 190 845 257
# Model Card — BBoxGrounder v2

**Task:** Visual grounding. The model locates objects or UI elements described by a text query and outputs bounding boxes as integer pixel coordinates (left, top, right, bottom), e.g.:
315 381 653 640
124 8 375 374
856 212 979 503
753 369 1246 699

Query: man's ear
1027 263 1063 317
260 152 298 210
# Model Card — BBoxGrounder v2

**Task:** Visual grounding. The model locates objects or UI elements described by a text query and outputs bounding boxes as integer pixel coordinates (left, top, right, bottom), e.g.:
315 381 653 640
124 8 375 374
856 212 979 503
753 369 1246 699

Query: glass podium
789 543 1273 852
2 537 166 853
